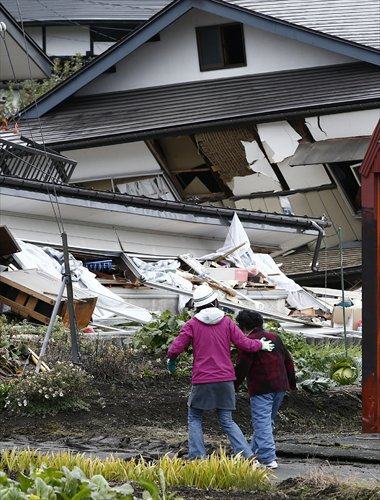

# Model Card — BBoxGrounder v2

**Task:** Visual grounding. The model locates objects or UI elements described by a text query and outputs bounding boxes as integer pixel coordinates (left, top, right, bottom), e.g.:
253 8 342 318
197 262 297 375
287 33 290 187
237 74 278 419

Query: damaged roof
17 0 380 121
19 62 380 148
0 174 330 254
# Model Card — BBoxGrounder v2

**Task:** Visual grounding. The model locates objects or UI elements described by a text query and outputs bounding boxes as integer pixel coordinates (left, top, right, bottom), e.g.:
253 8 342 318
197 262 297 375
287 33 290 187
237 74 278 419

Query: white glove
260 337 275 352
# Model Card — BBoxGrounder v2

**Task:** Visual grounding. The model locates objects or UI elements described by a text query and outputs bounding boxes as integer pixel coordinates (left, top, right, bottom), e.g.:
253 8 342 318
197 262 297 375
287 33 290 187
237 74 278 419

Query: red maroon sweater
235 327 296 395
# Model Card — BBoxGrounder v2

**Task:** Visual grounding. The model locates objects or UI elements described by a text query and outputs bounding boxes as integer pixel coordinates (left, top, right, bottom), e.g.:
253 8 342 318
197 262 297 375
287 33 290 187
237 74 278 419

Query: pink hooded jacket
167 307 263 384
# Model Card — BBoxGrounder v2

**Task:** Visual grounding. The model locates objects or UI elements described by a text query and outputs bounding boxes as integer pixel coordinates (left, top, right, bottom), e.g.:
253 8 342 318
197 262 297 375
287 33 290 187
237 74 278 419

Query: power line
10 0 66 234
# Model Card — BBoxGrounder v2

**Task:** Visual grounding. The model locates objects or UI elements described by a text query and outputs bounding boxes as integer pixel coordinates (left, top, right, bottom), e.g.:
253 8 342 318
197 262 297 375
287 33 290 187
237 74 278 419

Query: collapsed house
0 0 372 337
7 0 378 282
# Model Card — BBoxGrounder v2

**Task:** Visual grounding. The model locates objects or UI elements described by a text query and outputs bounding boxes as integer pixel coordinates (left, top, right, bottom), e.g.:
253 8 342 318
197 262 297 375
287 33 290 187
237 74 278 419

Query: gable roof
226 0 380 51
19 0 380 120
20 62 380 148
2 0 379 52
0 4 52 80
0 0 170 23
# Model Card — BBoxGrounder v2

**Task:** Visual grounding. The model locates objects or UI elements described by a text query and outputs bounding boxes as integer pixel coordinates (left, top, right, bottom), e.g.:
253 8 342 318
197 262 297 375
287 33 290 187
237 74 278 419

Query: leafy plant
133 310 191 355
4 362 97 416
330 357 359 385
1 448 270 493
1 55 89 119
266 322 361 393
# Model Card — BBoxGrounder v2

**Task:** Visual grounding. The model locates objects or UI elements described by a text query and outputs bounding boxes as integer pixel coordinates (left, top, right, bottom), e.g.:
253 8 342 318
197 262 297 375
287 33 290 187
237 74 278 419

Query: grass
0 448 271 492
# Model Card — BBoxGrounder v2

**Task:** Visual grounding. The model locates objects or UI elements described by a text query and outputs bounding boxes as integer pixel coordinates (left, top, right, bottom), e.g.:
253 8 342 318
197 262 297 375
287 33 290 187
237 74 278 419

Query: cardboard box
332 305 354 330
352 306 362 330
206 267 248 282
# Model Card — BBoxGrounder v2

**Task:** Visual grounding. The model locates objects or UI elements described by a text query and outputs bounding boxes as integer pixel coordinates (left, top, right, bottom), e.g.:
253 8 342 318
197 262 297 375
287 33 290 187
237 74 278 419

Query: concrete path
1 432 379 484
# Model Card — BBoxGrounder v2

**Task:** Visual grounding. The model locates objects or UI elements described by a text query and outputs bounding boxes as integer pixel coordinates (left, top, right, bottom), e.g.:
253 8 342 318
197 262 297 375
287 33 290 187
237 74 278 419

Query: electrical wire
8 0 66 234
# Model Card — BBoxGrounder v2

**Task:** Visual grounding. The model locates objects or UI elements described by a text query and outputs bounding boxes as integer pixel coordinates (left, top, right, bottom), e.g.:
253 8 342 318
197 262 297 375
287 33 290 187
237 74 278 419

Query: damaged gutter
0 175 330 233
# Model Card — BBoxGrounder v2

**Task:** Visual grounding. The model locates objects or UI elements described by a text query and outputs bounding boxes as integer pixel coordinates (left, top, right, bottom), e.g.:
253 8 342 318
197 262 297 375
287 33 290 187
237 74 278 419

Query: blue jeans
188 407 253 459
250 392 285 465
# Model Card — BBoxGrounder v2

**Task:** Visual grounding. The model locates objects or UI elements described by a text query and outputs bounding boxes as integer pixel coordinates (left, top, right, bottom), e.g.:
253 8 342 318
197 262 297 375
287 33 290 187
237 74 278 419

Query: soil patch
0 375 362 446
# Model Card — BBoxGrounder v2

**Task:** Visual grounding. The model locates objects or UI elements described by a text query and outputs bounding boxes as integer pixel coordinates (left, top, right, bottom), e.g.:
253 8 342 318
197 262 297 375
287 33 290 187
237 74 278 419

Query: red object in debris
82 327 95 333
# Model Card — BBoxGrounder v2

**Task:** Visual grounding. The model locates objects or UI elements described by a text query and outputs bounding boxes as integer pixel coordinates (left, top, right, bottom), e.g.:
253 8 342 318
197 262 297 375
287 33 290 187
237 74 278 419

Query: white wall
79 9 354 95
65 142 162 183
45 26 90 56
306 109 380 140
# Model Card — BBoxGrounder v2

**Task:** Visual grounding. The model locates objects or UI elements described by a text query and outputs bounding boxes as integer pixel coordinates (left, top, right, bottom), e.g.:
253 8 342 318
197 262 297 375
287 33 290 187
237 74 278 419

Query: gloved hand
260 337 275 352
167 358 177 374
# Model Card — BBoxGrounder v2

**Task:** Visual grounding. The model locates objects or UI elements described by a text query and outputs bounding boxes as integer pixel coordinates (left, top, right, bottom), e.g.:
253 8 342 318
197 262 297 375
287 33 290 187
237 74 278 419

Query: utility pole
61 231 81 364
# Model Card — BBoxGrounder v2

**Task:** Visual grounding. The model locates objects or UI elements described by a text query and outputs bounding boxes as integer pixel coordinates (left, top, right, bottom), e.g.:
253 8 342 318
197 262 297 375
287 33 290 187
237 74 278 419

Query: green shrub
133 310 191 355
4 362 97 416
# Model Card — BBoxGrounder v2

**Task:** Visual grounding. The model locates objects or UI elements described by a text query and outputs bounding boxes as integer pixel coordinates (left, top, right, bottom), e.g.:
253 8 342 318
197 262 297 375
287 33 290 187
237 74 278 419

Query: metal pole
338 227 348 357
35 277 66 373
61 231 81 364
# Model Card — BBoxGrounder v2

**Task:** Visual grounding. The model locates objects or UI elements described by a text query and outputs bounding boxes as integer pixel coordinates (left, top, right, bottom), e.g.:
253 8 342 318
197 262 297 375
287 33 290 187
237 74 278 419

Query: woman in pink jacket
167 283 274 460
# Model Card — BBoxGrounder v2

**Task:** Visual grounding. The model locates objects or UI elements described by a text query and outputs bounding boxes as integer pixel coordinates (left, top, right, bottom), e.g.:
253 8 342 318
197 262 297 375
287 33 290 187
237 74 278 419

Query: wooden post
361 120 380 433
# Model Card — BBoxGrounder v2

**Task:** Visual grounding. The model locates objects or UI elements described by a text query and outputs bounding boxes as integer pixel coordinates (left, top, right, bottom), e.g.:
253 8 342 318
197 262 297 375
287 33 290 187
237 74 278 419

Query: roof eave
0 174 331 231
53 98 380 152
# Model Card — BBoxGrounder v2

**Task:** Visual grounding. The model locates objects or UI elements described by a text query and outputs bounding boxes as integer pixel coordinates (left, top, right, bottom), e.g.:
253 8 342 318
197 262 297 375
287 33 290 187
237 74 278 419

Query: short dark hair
236 310 263 330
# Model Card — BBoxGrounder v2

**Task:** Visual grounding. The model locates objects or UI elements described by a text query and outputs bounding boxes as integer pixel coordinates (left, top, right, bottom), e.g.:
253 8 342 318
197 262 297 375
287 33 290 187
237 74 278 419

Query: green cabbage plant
330 357 359 385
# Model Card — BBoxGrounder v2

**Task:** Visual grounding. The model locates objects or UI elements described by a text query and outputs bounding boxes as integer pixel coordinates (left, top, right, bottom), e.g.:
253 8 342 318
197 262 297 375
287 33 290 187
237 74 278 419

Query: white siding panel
262 197 282 214
79 9 354 95
306 109 380 140
322 189 362 240
0 213 223 257
66 142 161 183
280 162 331 189
45 26 90 56
287 193 313 217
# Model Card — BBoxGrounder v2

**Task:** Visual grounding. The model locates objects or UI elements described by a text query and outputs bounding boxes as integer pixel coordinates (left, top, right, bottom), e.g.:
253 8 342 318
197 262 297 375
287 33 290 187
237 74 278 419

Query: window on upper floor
196 23 246 71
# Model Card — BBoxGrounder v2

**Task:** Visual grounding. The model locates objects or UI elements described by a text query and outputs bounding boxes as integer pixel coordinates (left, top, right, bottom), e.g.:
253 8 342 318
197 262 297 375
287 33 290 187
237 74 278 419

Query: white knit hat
192 283 218 307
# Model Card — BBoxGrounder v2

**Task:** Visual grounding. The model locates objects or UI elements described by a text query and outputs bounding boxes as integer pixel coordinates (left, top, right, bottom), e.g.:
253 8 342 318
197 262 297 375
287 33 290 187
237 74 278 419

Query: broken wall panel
227 172 280 196
305 109 379 141
257 121 302 163
279 158 331 190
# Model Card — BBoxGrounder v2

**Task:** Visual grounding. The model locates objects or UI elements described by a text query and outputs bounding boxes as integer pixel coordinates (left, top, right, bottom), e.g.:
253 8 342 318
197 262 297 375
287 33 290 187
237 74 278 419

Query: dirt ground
0 376 362 444
1 376 370 499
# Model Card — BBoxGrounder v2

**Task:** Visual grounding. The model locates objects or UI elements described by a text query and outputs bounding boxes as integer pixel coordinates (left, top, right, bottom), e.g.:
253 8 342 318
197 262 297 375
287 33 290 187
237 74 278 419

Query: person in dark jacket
235 310 296 469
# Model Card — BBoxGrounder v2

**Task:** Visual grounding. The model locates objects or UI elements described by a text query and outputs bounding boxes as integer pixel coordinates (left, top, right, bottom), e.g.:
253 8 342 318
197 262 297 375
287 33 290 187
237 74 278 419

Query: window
328 162 361 214
196 23 246 71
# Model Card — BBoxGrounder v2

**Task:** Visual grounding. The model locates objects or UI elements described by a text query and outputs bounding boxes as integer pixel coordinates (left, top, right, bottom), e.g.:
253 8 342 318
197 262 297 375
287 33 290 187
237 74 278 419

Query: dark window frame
196 23 247 72
328 161 362 215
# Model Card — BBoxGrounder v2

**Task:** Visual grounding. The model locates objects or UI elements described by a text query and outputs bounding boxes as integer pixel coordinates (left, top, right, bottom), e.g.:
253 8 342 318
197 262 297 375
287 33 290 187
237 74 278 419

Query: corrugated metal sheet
274 246 362 275
225 0 380 50
290 137 371 166
20 62 380 147
0 0 170 22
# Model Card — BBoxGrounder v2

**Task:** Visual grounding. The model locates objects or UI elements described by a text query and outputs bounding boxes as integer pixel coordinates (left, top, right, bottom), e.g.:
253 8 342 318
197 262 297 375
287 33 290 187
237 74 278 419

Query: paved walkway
1 432 379 484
